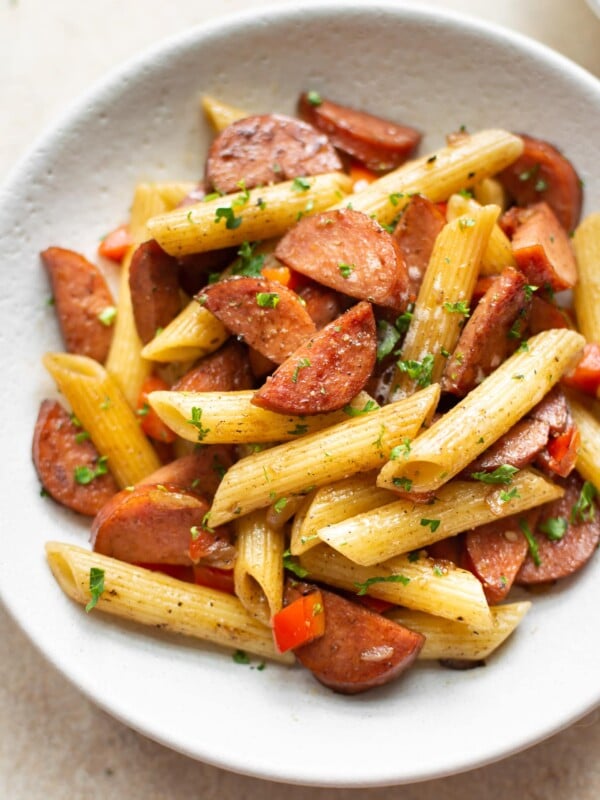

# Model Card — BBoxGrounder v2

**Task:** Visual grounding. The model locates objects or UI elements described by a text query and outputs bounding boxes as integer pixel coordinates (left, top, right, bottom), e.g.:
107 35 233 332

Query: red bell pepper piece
544 424 580 478
272 589 325 653
98 224 133 262
193 565 236 595
137 375 177 444
562 342 600 395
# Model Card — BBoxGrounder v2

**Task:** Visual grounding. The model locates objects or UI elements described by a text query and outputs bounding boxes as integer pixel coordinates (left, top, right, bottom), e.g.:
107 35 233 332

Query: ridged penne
148 389 377 444
573 213 600 343
290 472 395 556
379 328 585 493
446 192 516 274
391 204 499 399
43 353 161 487
331 129 523 226
234 510 285 625
388 602 531 660
141 301 229 363
208 385 440 526
567 394 600 488
202 95 249 131
298 544 492 629
46 542 291 663
320 468 563 566
147 172 353 257
472 177 509 211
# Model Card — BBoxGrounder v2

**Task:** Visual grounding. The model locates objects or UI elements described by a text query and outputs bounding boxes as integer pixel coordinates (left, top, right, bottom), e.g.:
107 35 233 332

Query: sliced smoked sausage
205 114 342 194
32 399 118 516
393 195 446 300
41 247 115 363
129 240 181 344
198 277 316 364
172 340 253 392
464 516 530 604
298 93 421 172
275 208 409 310
252 301 376 415
465 418 550 474
136 446 233 497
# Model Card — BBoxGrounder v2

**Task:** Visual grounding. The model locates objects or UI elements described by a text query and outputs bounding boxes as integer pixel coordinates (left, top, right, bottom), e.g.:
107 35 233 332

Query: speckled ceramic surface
1 1 599 787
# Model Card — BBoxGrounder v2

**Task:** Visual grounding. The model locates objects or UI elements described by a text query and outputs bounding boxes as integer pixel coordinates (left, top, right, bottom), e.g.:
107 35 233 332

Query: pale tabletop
2 1 600 798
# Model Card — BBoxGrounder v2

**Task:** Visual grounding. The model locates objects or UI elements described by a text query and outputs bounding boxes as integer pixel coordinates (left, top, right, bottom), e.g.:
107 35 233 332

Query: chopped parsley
408 550 420 563
283 549 308 578
97 306 117 326
376 319 401 361
186 406 210 441
306 90 322 106
392 476 413 492
420 518 441 532
354 574 410 595
292 176 311 192
396 354 434 387
215 206 242 230
338 263 354 279
390 439 411 460
343 399 378 416
291 357 311 383
136 403 150 417
233 650 250 664
499 487 521 503
519 518 541 567
570 481 597 523
539 516 568 541
273 497 288 514
190 525 202 540
231 179 250 208
535 178 548 192
73 456 109 485
231 240 264 278
458 217 476 230
74 431 91 444
470 464 518 485
395 306 414 334
524 284 538 301
85 567 105 612
287 422 309 436
443 301 470 317
426 155 437 165
389 192 405 206
256 292 280 308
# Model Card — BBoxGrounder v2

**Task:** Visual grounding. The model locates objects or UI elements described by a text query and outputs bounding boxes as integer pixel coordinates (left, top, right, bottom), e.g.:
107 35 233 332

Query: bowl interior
1 1 599 787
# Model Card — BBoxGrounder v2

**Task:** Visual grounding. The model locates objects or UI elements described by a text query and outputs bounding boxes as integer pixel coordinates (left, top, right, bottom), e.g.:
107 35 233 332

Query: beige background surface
2 1 600 797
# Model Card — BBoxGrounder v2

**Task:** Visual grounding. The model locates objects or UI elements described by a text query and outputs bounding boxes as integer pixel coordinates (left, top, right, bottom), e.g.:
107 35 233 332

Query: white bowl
1 1 599 787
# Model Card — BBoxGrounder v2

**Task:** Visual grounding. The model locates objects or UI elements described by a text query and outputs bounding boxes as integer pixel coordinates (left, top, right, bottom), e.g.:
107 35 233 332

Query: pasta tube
379 328 585 492
147 172 353 257
141 301 228 363
46 542 291 663
446 192 516 273
388 603 531 660
43 353 161 487
573 213 600 343
202 95 249 131
331 128 523 226
234 510 285 625
391 204 499 399
208 385 440 526
148 389 377 444
320 468 563 566
298 544 492 629
567 394 600 488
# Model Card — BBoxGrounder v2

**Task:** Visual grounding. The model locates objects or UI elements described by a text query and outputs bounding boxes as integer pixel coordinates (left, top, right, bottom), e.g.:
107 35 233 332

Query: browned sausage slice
198 277 316 364
136 446 233 497
177 248 238 296
41 247 115 362
297 282 345 329
464 517 530 604
92 484 235 568
517 472 600 584
497 134 582 232
288 583 424 694
298 93 421 172
510 203 577 292
172 341 253 392
129 240 181 344
442 267 530 396
32 399 118 516
275 209 409 310
393 195 446 300
528 295 572 334
530 386 569 436
252 301 376 415
465 419 550 474
205 114 342 194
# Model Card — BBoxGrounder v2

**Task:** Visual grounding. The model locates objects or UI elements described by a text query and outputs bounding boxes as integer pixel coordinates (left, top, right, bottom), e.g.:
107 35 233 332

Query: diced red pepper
193 565 235 595
348 160 378 192
272 589 325 653
544 424 580 478
135 563 195 583
562 342 600 395
261 263 307 292
98 224 133 262
355 595 396 614
137 375 177 444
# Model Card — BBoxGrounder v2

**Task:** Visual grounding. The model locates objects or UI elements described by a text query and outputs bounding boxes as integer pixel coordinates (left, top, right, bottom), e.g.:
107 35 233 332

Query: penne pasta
446 192 516 274
573 212 600 343
391 204 499 399
141 300 229 363
43 353 161 487
46 542 291 663
208 385 440 526
330 128 523 226
472 176 509 211
147 389 378 444
388 602 531 661
567 394 600 489
202 95 249 131
147 172 353 257
298 544 493 629
234 510 285 625
379 328 585 493
320 468 563 566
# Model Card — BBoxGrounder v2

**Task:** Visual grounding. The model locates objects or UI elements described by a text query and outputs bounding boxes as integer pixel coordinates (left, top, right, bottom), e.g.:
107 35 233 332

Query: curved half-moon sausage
275 209 409 310
129 240 181 344
32 399 118 516
172 341 253 392
464 517 530 604
252 301 376 415
465 418 550 474
205 114 342 194
297 282 345 329
41 247 115 362
198 277 316 364
136 446 234 497
497 134 582 232
393 195 446 300
92 484 235 568
288 582 424 694
298 93 421 172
